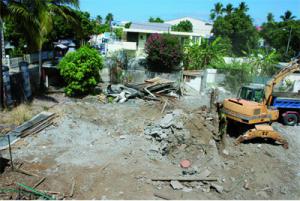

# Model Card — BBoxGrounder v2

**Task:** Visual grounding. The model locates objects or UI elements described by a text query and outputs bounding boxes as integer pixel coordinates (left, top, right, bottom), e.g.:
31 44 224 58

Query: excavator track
235 124 289 149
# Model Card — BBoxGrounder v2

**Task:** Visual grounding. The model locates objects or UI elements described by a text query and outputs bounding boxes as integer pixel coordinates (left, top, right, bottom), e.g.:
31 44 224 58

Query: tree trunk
0 18 4 110
38 47 43 90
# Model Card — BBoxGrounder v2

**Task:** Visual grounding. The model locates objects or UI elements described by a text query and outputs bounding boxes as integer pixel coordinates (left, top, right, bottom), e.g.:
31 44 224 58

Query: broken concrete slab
210 183 224 193
170 180 184 190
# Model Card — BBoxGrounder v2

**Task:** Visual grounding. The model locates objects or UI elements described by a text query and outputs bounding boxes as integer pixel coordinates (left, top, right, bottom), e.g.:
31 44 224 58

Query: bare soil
0 92 300 200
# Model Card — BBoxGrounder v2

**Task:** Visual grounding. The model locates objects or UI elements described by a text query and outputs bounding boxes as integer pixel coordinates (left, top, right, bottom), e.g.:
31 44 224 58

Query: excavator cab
238 84 265 103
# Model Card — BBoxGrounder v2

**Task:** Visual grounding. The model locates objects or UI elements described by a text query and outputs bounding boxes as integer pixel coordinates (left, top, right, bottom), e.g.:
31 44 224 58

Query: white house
165 17 213 38
123 17 213 56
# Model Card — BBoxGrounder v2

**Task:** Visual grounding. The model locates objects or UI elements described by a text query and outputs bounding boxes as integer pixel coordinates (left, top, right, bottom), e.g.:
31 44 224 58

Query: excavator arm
263 59 300 105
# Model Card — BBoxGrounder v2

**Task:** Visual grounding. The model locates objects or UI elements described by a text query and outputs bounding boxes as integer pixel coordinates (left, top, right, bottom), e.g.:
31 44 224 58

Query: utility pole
285 26 293 56
0 17 4 110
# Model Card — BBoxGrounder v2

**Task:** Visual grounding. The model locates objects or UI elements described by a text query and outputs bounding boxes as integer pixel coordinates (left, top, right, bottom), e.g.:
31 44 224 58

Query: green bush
59 46 103 96
145 33 183 72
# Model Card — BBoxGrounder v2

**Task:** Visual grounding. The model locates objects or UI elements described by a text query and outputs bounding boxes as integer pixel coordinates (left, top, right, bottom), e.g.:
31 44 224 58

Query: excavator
222 58 300 149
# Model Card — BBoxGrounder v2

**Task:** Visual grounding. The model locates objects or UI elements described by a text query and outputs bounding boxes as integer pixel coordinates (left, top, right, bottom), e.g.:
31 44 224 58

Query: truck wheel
283 114 298 126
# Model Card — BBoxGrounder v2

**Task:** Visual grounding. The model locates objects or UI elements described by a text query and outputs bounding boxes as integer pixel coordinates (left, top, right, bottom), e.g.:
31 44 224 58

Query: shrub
183 37 230 70
59 46 103 96
145 33 183 72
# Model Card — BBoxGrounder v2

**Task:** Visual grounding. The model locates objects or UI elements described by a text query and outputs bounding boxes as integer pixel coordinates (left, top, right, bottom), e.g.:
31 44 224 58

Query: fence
3 51 54 69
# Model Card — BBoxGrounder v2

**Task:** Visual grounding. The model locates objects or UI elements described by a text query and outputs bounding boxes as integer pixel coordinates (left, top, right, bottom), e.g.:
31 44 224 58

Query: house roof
130 22 172 32
165 17 212 37
124 17 212 37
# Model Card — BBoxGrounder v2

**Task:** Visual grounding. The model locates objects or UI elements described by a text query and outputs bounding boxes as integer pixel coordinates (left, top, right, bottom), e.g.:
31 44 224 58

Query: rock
119 135 127 139
182 187 193 192
222 149 229 156
211 183 224 193
170 180 184 190
257 144 262 148
280 186 288 194
243 180 250 190
174 122 184 129
160 114 174 128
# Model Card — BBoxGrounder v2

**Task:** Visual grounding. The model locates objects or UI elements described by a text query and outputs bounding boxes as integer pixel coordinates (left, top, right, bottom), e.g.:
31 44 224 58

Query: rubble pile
105 77 179 103
144 109 191 156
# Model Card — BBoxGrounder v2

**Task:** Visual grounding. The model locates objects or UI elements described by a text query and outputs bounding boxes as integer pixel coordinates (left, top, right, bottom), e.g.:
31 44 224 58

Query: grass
0 104 33 126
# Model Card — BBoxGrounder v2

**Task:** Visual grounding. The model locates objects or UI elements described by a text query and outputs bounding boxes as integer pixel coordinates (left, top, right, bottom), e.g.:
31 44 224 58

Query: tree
223 3 233 15
237 2 249 13
267 13 275 23
280 10 296 22
260 12 299 61
96 15 102 24
210 2 223 20
149 17 164 23
105 13 113 25
124 22 131 28
145 33 183 72
212 2 259 55
114 28 123 40
171 20 193 32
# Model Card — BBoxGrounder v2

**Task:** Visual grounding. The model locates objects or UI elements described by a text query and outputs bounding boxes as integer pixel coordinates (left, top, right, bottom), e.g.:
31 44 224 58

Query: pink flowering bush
145 33 183 72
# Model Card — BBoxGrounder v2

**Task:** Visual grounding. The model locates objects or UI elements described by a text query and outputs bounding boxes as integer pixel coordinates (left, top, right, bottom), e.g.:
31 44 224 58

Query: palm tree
237 2 249 13
96 15 102 24
280 10 296 21
105 13 114 25
267 12 275 23
210 2 223 20
18 0 79 87
223 3 233 15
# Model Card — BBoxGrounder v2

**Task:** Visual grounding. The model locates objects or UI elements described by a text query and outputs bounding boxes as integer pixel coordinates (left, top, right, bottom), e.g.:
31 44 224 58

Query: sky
80 0 300 25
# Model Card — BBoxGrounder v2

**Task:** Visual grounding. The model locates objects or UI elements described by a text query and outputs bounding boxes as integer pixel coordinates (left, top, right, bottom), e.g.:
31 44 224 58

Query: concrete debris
210 183 224 193
222 149 229 156
170 180 184 190
182 187 193 192
144 110 190 156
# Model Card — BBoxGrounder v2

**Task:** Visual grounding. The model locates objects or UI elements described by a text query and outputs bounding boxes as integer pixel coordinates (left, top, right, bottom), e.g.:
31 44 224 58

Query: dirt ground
0 91 300 200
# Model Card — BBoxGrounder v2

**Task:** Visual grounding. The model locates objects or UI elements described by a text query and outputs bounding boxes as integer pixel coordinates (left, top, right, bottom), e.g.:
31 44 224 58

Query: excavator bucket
235 125 289 149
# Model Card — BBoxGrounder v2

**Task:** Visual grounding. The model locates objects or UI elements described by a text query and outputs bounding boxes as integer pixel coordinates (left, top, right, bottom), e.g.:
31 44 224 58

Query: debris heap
144 109 190 156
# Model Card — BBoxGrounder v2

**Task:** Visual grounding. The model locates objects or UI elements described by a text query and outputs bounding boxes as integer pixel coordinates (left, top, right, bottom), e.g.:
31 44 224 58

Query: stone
211 183 224 193
257 144 262 148
182 187 193 192
160 114 174 128
243 180 250 190
170 180 184 190
222 149 229 156
119 135 127 139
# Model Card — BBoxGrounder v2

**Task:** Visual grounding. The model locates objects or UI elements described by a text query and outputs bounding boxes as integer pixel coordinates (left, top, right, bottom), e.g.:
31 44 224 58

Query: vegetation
145 33 183 72
171 20 193 32
149 17 164 23
124 22 132 28
260 10 299 61
211 2 259 56
59 46 103 96
183 37 230 70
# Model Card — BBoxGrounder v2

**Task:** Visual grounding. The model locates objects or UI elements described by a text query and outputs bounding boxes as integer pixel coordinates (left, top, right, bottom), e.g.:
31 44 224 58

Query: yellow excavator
222 58 300 149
